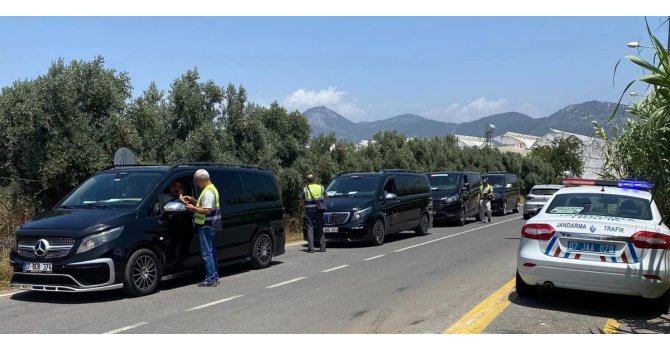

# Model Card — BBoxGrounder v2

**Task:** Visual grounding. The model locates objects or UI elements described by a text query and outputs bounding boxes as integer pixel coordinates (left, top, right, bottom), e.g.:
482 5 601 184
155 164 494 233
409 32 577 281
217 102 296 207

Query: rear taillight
521 223 555 240
631 231 670 250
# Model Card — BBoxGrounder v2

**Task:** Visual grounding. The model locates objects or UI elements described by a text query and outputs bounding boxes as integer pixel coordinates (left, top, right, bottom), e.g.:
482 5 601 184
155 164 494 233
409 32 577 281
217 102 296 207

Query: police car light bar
560 178 655 190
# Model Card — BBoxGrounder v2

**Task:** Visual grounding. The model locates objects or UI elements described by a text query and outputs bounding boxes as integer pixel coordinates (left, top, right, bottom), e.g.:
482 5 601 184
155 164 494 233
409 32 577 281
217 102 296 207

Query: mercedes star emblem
33 239 50 257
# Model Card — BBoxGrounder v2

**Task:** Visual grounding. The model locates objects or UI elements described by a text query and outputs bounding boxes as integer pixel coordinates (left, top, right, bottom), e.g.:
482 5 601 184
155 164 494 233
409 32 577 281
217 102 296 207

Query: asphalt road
1 214 668 334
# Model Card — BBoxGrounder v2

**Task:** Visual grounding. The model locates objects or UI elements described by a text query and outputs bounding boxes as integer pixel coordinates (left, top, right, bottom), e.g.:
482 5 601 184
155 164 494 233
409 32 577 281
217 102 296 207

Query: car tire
513 199 520 213
501 201 508 216
370 219 386 246
123 248 161 297
251 232 274 269
457 207 466 226
415 212 431 236
523 213 531 220
515 271 536 298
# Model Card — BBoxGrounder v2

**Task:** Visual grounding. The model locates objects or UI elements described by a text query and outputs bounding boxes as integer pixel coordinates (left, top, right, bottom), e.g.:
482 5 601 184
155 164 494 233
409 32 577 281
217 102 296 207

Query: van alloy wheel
256 235 272 265
251 233 273 269
415 212 431 235
371 219 385 246
124 248 161 296
133 256 157 291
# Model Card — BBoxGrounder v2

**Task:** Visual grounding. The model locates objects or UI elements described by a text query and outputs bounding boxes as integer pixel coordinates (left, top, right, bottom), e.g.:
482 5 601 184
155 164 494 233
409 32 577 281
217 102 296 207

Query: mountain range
303 100 628 142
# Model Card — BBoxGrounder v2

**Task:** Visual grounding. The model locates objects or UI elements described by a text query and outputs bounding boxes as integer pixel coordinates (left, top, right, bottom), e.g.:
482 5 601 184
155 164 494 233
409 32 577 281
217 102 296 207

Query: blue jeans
198 226 219 282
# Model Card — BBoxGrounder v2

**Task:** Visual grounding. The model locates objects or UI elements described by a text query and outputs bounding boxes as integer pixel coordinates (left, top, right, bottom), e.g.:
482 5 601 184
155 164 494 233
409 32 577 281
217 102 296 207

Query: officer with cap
303 174 327 252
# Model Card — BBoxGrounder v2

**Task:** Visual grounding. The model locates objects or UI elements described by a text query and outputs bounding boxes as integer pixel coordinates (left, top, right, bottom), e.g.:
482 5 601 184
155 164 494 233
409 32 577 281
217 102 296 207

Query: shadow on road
320 231 429 249
508 288 670 334
9 261 283 305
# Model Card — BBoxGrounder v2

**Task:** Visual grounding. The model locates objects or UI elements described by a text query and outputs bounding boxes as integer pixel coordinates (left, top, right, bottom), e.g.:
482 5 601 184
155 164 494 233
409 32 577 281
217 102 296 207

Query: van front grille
17 237 75 260
323 212 350 225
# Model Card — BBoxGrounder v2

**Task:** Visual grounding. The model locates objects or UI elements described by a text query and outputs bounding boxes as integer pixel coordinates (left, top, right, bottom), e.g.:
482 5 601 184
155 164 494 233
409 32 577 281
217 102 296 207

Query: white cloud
425 97 509 123
284 87 366 119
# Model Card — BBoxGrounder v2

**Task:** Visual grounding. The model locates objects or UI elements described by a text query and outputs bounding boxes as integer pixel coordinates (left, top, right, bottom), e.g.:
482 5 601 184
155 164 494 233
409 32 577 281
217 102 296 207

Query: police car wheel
124 248 161 297
415 212 431 236
515 271 536 298
251 232 273 269
370 219 385 246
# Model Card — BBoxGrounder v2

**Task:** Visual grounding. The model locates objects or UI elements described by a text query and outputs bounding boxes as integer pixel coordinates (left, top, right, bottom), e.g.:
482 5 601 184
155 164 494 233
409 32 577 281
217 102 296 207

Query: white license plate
323 227 339 233
23 262 53 273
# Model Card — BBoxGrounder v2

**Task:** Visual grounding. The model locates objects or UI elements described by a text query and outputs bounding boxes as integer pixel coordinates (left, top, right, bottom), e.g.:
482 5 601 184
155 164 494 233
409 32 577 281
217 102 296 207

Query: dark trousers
305 207 326 250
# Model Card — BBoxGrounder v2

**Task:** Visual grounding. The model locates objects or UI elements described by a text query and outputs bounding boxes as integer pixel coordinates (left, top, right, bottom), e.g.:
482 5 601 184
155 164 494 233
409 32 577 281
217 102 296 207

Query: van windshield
484 175 506 188
60 172 163 208
326 176 379 198
428 173 461 191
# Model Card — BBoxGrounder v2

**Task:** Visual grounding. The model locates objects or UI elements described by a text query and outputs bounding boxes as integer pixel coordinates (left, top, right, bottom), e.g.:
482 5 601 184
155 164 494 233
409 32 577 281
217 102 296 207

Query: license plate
23 262 53 273
566 241 616 254
323 227 338 233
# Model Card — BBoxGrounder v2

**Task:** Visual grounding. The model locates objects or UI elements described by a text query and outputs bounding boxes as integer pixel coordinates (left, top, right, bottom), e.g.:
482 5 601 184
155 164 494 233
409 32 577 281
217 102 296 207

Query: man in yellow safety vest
181 169 222 287
303 174 328 253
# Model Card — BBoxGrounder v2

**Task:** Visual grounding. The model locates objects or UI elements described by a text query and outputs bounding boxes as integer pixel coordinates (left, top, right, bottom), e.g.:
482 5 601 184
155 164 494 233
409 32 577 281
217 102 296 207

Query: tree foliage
597 20 670 215
0 56 559 219
529 135 584 178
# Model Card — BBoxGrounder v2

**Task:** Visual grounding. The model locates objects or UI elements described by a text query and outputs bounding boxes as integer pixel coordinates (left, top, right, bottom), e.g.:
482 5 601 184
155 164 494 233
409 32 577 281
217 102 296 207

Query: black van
320 170 432 246
428 171 481 226
482 172 521 216
9 163 285 296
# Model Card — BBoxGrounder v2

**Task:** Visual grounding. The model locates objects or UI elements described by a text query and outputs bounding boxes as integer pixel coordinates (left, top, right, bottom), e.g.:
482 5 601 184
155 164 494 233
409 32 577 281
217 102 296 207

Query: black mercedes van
320 170 432 246
482 172 521 216
428 171 481 226
9 163 285 296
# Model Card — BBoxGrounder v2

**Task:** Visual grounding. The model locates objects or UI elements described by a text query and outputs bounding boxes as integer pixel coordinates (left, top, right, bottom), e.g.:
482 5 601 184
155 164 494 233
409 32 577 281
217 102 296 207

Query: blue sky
0 17 667 122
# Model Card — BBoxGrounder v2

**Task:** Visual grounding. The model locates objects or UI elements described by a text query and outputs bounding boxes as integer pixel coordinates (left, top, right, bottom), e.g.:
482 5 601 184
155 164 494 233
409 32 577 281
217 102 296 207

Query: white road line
185 295 244 312
322 265 349 273
103 322 149 334
394 216 521 253
364 255 385 261
0 291 23 298
286 240 307 247
266 277 307 289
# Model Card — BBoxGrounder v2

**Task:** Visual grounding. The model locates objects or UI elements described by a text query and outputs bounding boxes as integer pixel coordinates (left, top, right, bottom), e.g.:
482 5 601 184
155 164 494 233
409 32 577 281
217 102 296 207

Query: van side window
211 172 247 205
241 173 279 203
396 175 412 197
383 178 396 196
414 175 430 194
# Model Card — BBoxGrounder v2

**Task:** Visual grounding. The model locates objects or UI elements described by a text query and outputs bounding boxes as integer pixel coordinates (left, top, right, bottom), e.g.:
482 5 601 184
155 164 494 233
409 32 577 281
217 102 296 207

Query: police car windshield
326 176 379 198
545 193 653 220
429 173 460 191
60 172 163 208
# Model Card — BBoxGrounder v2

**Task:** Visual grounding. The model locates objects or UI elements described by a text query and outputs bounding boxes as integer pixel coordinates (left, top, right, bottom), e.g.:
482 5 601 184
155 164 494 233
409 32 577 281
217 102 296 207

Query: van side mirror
463 183 470 191
163 201 187 213
384 193 398 201
506 183 513 189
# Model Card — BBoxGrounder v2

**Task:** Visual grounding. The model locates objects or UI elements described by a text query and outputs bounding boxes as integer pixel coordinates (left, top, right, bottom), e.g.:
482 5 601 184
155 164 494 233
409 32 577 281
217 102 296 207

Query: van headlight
442 195 458 204
77 226 124 254
352 207 372 221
